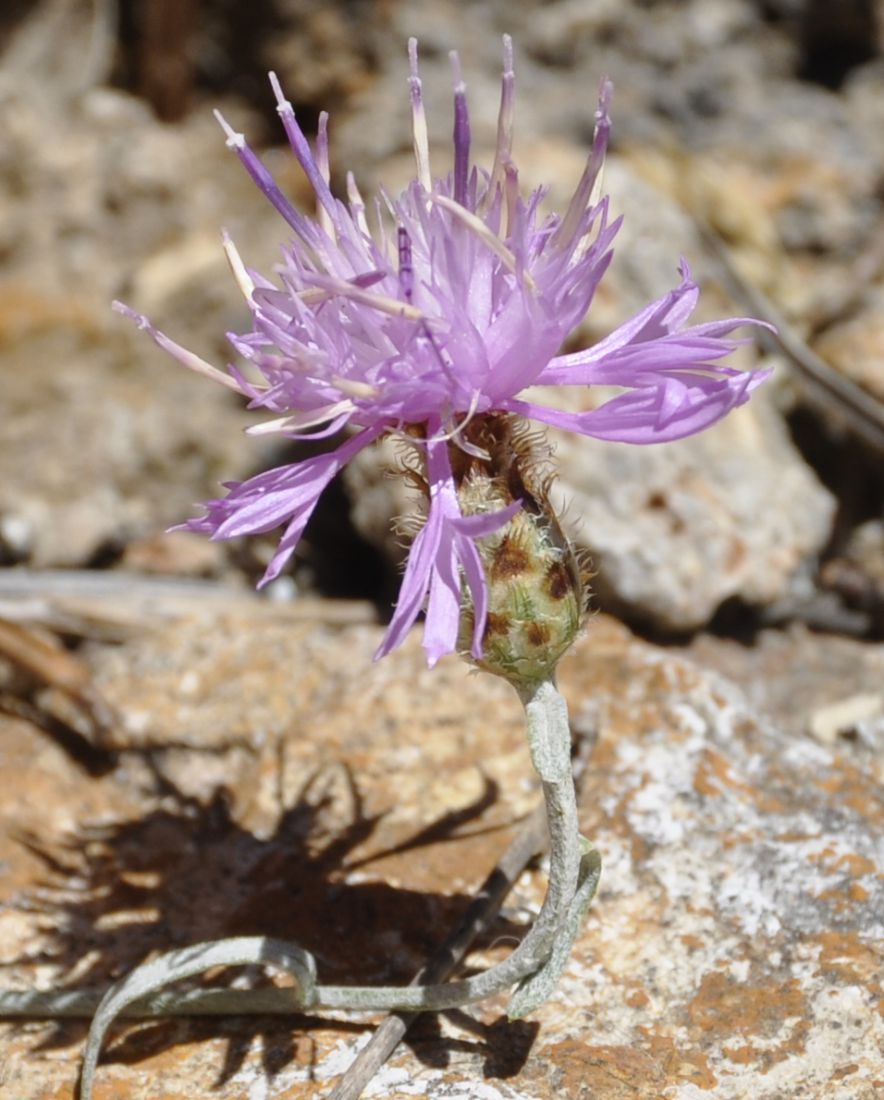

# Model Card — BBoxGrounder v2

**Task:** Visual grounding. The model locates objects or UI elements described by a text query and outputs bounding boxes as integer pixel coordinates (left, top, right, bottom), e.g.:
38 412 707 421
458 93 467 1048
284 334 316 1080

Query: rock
0 320 270 569
821 519 884 630
0 612 881 1098
549 389 836 631
261 0 383 111
808 693 884 745
685 623 884 784
813 283 884 403
0 67 294 569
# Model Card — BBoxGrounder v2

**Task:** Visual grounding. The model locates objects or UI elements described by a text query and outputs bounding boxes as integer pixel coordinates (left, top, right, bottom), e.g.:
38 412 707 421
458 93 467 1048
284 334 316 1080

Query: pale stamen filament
332 375 380 399
408 38 432 192
295 279 425 322
111 303 245 394
346 171 371 238
314 111 335 240
420 390 489 458
552 78 612 250
213 108 243 149
429 194 537 292
245 400 356 436
445 392 491 460
503 161 519 242
480 34 515 216
222 230 256 303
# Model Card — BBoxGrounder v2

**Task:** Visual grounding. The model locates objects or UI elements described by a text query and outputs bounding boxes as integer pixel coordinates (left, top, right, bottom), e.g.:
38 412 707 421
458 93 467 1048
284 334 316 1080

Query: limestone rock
686 623 884 783
549 390 836 631
0 612 880 1098
0 53 296 569
813 282 884 403
0 321 272 570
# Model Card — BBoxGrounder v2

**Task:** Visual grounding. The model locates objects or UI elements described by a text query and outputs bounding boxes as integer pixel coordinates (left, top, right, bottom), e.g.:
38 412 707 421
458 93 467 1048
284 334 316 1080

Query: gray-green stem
318 678 582 1012
0 679 600 1100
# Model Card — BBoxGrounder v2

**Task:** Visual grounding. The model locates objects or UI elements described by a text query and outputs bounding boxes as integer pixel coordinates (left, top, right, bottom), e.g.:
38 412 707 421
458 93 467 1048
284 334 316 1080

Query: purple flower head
115 37 770 667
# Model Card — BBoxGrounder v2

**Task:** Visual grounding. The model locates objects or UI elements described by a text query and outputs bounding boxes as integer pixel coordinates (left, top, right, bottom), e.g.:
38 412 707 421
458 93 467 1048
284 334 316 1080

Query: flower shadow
10 754 536 1086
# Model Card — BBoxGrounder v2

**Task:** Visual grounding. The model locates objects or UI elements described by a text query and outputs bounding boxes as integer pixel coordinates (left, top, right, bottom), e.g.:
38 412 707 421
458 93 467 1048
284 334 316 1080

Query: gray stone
0 63 285 569
814 283 884 403
549 389 836 631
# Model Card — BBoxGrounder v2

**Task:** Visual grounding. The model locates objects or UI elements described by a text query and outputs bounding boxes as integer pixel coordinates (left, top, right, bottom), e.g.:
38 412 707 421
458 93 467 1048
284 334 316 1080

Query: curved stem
316 678 581 1012
0 679 598 1100
0 681 583 1019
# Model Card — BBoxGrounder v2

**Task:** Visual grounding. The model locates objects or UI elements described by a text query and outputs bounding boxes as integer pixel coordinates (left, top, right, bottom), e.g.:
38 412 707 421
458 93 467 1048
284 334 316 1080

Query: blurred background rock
1 0 882 634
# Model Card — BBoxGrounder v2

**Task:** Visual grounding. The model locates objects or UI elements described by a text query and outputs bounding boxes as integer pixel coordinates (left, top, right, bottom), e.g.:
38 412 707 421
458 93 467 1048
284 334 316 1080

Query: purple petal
375 506 442 659
456 531 489 658
505 365 771 443
375 436 520 664
544 264 701 377
541 326 765 387
450 51 471 208
213 110 314 239
422 522 461 666
453 500 521 537
186 425 383 573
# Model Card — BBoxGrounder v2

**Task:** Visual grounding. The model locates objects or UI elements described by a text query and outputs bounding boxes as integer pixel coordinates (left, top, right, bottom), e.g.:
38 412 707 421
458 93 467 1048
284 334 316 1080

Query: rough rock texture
686 625 884 779
0 612 881 1098
0 0 344 579
0 320 263 570
814 283 884 403
549 393 836 630
333 0 884 252
0 51 293 569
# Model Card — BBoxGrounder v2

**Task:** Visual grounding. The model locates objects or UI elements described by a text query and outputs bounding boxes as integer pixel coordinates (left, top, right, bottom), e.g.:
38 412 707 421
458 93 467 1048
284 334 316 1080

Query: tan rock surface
547 391 835 631
0 61 294 570
814 283 884 404
1 612 881 1099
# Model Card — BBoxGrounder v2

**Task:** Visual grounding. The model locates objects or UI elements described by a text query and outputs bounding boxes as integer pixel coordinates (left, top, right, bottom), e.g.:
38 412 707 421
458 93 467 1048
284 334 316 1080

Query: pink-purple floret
115 36 770 667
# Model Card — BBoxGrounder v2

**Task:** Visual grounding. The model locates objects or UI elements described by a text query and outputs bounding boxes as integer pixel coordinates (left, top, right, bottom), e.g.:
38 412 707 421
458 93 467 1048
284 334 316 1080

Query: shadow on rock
404 1011 540 1080
9 759 534 1085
